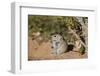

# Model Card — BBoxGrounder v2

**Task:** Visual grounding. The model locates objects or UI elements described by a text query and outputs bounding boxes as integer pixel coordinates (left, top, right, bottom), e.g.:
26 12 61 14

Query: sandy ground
28 37 87 61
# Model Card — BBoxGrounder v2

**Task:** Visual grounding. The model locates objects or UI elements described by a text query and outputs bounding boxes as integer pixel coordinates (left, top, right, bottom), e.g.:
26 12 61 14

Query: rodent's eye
54 36 56 37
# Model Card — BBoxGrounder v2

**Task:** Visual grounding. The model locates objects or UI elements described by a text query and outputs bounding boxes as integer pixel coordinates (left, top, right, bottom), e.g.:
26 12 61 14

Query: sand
28 37 87 61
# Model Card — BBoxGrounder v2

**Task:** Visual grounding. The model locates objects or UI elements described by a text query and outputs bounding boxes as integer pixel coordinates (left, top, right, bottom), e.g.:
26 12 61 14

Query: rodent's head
51 34 63 42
